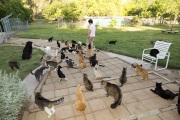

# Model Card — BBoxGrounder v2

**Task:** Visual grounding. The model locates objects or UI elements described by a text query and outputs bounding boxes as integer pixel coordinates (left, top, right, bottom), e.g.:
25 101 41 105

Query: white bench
141 41 172 71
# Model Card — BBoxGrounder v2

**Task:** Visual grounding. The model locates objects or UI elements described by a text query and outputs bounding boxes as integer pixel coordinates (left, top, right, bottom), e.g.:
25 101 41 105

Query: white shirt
89 24 96 37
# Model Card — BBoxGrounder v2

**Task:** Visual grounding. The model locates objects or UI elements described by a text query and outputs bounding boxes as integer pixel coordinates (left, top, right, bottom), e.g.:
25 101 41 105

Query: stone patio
6 38 179 120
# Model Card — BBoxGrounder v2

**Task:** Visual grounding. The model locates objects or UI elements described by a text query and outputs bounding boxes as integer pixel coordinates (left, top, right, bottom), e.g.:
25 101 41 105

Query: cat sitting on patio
35 92 64 118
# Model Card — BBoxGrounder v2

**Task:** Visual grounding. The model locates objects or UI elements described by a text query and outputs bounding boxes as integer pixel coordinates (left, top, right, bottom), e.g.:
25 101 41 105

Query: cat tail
52 97 64 106
99 64 105 67
82 111 87 120
175 93 179 96
110 93 122 109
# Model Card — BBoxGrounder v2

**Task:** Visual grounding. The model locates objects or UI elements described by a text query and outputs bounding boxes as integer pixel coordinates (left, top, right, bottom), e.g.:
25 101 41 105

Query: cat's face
83 73 87 78
156 82 162 87
100 80 107 87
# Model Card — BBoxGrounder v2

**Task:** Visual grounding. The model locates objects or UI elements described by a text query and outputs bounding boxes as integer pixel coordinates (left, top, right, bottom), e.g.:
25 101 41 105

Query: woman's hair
88 19 93 24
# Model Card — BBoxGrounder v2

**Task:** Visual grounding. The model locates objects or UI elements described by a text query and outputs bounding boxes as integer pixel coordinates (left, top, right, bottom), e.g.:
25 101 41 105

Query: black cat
48 37 53 42
57 41 61 48
7 61 20 70
108 40 117 45
71 40 77 44
150 49 159 57
22 41 33 60
150 82 178 100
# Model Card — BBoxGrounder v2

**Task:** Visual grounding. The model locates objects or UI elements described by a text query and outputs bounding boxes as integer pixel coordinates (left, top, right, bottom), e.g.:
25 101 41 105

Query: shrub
110 19 117 27
131 16 141 26
0 70 28 120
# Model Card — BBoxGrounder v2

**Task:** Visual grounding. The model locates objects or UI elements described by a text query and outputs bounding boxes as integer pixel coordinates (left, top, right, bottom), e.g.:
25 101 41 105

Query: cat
60 47 69 52
48 37 53 42
65 57 77 69
57 65 68 81
78 59 86 69
31 66 48 81
71 40 77 44
133 63 148 80
7 60 20 70
119 67 127 87
150 49 159 57
101 80 122 109
35 92 64 118
87 43 93 56
44 46 51 54
94 64 110 80
87 53 105 67
83 73 93 91
65 41 70 48
150 82 178 100
75 84 87 120
66 48 76 55
22 41 33 60
177 87 180 114
108 40 117 45
57 40 61 48
46 61 58 71
61 38 65 43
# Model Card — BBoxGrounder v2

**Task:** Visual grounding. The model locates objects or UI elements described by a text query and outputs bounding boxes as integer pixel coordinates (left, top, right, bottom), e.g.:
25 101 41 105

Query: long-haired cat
75 84 87 120
57 65 68 81
94 64 110 80
101 80 122 109
35 92 64 118
150 82 178 100
119 67 127 87
83 73 93 91
133 63 148 80
31 66 48 81
6 60 20 70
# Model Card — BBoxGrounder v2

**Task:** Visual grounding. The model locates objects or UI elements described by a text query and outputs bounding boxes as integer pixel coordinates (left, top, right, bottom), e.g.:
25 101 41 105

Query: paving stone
126 101 148 114
75 113 95 120
158 109 180 120
121 83 135 92
54 81 68 89
70 94 76 101
41 91 54 99
93 82 101 89
152 78 167 83
64 117 76 120
67 80 78 87
42 84 54 92
109 105 131 119
132 82 145 89
164 83 179 92
96 89 107 96
131 89 151 101
22 111 29 120
148 73 161 80
83 91 98 100
88 98 107 111
102 96 116 108
45 78 53 84
28 112 36 120
36 110 55 120
127 77 139 83
93 109 115 120
69 86 77 94
152 97 175 108
55 89 69 97
55 104 74 119
143 87 159 98
123 92 138 104
140 98 162 110
141 115 162 120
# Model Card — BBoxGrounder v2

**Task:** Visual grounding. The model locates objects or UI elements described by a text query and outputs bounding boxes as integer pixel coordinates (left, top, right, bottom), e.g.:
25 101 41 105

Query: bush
110 19 117 27
131 16 140 26
0 70 28 120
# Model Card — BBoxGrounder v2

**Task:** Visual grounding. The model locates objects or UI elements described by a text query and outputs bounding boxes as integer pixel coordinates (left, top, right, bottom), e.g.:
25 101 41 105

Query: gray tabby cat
83 73 93 91
119 67 127 87
101 80 122 109
35 92 64 118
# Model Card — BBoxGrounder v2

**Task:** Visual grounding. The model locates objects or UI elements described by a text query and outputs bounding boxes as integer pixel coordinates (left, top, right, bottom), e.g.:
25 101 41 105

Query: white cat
44 46 51 54
94 64 103 80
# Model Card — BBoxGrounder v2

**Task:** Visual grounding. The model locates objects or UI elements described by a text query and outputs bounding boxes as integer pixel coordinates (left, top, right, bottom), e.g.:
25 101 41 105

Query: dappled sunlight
121 26 162 32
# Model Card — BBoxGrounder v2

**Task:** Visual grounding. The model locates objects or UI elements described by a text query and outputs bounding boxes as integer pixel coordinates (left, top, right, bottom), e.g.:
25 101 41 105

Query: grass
0 45 44 80
16 20 180 69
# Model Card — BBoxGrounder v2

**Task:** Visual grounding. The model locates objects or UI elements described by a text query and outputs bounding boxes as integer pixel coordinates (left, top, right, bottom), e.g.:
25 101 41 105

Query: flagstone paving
6 38 180 120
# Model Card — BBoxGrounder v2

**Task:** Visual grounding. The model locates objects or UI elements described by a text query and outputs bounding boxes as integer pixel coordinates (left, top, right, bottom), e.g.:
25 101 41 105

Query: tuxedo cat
108 40 117 45
35 92 64 118
177 87 180 114
119 67 127 87
31 66 48 81
7 60 20 70
150 49 159 57
101 80 122 109
48 37 53 42
57 40 61 48
65 57 77 69
83 73 93 91
57 65 68 81
150 82 178 100
60 47 69 52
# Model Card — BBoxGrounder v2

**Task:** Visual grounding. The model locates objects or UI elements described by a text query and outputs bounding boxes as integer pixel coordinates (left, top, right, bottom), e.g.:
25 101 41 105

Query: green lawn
16 20 180 69
0 46 44 80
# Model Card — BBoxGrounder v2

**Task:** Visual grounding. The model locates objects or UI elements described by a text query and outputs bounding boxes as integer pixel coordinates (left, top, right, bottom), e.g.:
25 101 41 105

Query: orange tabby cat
133 63 148 80
75 84 86 120
78 59 86 69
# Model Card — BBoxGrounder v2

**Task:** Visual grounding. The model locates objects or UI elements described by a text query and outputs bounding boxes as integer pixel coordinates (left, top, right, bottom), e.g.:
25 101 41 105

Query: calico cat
57 65 68 81
94 64 110 80
133 63 148 80
119 67 127 87
57 40 61 48
65 57 77 69
177 87 180 114
31 66 48 81
46 61 58 71
48 37 53 42
150 82 178 100
83 73 93 91
101 80 122 109
75 84 87 120
35 92 64 118
150 49 159 57
108 40 117 45
7 60 20 70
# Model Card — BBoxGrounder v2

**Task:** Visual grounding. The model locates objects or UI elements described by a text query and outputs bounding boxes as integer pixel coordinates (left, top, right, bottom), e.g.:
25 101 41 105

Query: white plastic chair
141 41 172 71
